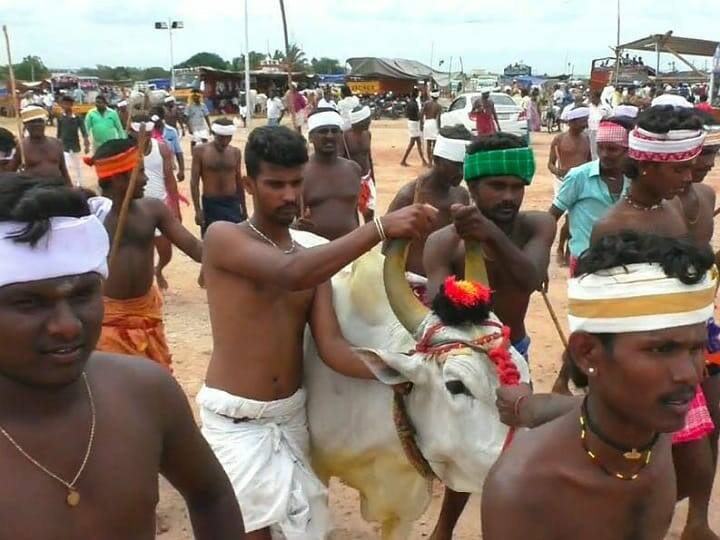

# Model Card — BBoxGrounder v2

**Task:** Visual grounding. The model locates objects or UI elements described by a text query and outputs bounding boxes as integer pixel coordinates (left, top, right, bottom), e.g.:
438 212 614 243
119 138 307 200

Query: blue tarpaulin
316 74 346 85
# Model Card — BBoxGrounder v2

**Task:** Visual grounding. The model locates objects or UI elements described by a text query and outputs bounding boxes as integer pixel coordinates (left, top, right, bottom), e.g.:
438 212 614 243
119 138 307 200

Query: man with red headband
550 118 633 275
89 139 202 370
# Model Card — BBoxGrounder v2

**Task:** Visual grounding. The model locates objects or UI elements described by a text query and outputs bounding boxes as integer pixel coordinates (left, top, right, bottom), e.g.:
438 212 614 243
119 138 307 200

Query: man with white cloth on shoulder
421 90 442 165
342 105 377 222
486 232 716 540
198 125 439 539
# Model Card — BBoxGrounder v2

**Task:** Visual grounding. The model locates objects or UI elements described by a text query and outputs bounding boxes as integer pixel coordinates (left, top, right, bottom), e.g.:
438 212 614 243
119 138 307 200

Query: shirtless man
191 117 246 235
0 175 244 538
342 105 376 221
11 106 71 185
90 139 202 371
298 108 367 240
484 232 714 540
423 132 556 539
400 88 428 167
421 91 442 165
128 115 182 291
384 125 472 286
199 125 438 538
587 106 717 540
548 106 592 265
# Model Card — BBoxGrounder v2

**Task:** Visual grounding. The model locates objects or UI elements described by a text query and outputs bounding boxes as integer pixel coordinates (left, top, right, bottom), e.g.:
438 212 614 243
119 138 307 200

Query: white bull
296 231 530 539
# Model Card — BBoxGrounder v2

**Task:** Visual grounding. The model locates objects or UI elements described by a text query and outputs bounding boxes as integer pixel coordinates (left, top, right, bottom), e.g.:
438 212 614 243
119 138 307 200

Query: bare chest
24 140 61 166
303 167 360 206
201 150 238 174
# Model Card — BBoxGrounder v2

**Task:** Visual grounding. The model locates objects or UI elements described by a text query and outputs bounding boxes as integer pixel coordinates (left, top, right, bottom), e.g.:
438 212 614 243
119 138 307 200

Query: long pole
2 25 26 169
279 0 294 126
614 0 620 86
244 0 252 129
109 127 147 270
168 18 175 91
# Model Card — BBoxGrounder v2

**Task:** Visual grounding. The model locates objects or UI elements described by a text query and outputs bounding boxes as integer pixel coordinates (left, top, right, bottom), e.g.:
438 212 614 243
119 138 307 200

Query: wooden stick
541 290 568 349
108 127 147 270
713 206 720 218
2 25 26 169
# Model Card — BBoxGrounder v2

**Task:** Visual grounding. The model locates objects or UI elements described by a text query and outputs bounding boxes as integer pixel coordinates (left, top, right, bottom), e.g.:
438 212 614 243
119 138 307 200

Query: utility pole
155 19 183 90
244 0 252 128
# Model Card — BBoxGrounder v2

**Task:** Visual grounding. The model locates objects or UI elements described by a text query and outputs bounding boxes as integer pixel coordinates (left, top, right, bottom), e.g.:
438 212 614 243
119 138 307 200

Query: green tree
310 57 344 74
283 43 308 71
142 67 172 79
176 52 228 70
14 55 50 81
230 51 265 71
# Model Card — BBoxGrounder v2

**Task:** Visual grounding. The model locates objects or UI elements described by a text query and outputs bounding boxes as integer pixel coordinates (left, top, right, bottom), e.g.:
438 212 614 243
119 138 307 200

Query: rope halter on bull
384 238 521 481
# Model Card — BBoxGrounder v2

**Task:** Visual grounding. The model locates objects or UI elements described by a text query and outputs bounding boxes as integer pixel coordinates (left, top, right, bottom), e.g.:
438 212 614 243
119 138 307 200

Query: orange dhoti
97 285 172 370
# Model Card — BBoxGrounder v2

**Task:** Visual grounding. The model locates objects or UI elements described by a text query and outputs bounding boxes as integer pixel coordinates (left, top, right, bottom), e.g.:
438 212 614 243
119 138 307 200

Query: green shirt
85 108 126 148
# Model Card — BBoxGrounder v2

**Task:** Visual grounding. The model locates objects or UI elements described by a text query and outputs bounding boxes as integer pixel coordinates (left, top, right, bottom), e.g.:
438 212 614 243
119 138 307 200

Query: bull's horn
465 241 489 286
383 239 430 336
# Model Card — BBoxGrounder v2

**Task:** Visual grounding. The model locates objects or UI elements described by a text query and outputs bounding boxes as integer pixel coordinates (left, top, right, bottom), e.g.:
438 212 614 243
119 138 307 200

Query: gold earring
588 367 596 374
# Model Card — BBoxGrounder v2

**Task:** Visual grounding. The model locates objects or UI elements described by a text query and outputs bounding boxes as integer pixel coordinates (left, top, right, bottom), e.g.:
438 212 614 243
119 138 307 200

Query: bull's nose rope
392 321 522 481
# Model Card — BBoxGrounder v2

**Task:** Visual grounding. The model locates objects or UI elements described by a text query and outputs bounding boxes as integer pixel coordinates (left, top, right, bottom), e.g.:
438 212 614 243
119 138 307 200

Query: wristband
513 394 529 419
373 216 387 241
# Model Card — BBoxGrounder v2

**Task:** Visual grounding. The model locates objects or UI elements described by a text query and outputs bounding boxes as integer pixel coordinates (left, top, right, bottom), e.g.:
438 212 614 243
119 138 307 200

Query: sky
0 0 717 76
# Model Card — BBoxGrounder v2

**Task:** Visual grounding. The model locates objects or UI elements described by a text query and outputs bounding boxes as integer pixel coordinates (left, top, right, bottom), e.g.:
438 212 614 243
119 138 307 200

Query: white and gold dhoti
197 386 329 539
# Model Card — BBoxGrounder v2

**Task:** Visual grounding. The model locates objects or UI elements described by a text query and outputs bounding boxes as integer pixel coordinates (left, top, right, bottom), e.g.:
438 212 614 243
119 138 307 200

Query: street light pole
155 19 183 91
244 0 252 128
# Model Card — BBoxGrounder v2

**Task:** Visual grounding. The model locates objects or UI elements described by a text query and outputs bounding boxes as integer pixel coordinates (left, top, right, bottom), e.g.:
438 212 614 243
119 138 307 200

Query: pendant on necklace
67 488 80 507
623 449 642 460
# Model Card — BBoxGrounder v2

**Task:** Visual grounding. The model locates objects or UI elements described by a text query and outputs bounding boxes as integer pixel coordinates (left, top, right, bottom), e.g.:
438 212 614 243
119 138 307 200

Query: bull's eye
445 380 471 396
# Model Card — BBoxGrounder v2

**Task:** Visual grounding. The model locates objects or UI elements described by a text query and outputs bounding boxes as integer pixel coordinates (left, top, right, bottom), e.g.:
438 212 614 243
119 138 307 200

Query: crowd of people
0 73 719 540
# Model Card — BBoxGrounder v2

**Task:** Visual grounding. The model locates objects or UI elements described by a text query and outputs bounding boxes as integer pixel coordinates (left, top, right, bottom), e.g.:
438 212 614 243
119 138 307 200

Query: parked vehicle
440 92 529 142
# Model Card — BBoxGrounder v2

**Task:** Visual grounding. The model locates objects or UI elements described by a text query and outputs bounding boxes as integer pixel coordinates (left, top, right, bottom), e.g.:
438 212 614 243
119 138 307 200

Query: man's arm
84 111 93 138
203 105 212 131
8 142 21 171
547 135 564 177
234 148 246 216
79 117 90 153
452 206 556 292
153 199 203 262
153 365 245 538
190 145 203 226
481 469 536 540
112 111 126 139
160 142 181 219
548 168 580 221
309 281 376 379
424 226 460 300
205 204 438 291
367 131 375 182
491 103 501 131
381 182 415 253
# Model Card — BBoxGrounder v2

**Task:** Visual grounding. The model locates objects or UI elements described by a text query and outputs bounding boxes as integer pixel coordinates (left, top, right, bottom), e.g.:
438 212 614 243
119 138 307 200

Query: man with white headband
424 132 556 538
549 105 592 266
400 88 429 167
0 175 244 538
297 108 368 240
384 125 472 293
163 95 186 136
484 232 715 540
191 117 245 286
591 105 719 540
89 138 201 370
342 105 376 221
128 114 182 291
10 106 71 186
421 90 442 164
150 105 184 182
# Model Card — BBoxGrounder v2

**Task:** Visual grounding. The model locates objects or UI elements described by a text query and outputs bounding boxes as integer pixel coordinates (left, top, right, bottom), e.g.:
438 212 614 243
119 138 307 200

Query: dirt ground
37 116 720 538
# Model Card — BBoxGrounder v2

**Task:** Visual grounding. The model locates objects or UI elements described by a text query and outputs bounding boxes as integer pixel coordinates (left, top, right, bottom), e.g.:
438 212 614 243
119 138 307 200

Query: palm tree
284 43 307 71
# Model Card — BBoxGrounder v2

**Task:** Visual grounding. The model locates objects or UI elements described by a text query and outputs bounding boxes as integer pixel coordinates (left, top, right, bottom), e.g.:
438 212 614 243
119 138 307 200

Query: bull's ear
355 348 424 385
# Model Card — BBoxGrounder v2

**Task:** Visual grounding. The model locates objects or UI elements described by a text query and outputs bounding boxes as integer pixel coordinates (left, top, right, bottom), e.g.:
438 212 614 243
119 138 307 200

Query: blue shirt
163 126 182 155
552 160 630 257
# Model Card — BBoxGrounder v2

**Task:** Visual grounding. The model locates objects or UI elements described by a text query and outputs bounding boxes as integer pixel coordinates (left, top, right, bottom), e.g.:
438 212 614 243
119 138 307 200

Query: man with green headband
423 132 556 539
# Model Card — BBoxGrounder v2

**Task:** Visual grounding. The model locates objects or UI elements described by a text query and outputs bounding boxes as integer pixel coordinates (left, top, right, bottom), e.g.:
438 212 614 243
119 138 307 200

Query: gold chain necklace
247 220 296 254
0 372 96 507
579 414 653 481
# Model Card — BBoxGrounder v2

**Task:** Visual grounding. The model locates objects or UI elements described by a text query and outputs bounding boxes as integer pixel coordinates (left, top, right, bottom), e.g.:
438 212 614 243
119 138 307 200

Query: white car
440 92 529 142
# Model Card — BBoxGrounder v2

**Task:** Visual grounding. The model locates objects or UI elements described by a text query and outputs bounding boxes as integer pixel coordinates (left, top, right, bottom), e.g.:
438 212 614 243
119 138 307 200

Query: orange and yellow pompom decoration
431 276 493 325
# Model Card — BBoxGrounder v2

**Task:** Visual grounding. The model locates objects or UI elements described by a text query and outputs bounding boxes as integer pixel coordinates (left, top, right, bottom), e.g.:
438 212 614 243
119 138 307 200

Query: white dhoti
191 129 210 143
408 120 421 138
197 386 329 539
423 120 439 141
